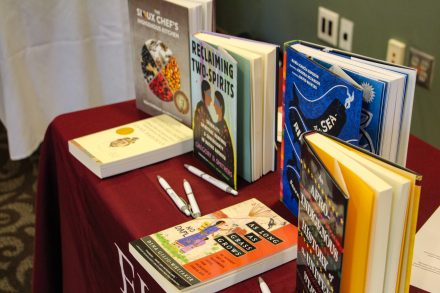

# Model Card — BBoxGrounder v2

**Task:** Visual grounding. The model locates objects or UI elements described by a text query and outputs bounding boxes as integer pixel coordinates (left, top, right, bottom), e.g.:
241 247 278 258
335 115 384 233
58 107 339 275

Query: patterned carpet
0 127 38 293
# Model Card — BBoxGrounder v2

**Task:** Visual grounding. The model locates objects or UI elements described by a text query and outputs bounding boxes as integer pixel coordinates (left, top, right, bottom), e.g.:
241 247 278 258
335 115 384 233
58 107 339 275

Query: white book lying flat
68 114 193 178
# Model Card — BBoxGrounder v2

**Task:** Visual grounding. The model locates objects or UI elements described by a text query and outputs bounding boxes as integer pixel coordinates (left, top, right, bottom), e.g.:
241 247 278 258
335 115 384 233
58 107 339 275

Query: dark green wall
216 0 440 149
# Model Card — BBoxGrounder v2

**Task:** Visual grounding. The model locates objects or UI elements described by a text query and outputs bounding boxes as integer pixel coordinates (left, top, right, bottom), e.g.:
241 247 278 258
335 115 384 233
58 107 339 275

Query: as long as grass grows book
129 198 298 292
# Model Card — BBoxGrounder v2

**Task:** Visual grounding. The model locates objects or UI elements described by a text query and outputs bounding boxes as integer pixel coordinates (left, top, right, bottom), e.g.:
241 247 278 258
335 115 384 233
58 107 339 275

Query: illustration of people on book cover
281 45 363 216
190 37 238 189
296 136 348 293
130 199 297 290
128 0 192 126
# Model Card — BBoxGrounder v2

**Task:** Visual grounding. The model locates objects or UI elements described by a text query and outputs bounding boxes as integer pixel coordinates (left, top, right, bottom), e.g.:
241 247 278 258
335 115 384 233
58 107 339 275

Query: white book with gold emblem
68 114 193 178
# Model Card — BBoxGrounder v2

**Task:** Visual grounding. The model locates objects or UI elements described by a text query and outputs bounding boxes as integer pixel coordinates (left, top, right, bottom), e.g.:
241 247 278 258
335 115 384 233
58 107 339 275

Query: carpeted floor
0 125 38 293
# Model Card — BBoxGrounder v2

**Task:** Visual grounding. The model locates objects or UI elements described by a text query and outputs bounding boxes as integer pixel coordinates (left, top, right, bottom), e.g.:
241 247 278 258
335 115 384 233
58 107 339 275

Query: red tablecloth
33 100 438 293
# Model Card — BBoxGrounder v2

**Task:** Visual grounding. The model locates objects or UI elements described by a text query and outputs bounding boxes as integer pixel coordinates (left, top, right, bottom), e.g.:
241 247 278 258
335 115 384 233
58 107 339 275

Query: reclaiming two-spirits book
190 36 238 189
191 32 280 188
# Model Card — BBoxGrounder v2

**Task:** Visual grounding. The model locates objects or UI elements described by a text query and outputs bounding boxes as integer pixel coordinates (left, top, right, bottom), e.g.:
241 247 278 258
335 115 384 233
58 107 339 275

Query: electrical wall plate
338 18 354 51
317 6 339 46
409 47 435 89
386 39 406 65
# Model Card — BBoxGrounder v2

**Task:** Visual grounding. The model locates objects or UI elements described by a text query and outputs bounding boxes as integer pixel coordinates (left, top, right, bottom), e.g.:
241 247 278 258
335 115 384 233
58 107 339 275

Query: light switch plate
409 47 435 89
339 18 354 51
386 39 406 65
317 7 339 46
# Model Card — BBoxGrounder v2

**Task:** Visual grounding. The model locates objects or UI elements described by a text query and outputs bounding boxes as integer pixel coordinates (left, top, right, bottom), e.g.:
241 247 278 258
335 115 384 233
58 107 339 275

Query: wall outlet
386 39 406 65
317 7 339 46
409 47 435 89
338 18 354 51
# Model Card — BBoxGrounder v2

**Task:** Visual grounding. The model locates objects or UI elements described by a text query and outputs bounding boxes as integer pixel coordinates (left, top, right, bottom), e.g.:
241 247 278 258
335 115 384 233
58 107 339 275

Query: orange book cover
129 198 297 292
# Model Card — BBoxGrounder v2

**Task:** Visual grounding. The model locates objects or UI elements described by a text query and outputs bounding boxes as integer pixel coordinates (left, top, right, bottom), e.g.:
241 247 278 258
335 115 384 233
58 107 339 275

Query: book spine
273 46 281 171
401 184 422 293
279 45 288 211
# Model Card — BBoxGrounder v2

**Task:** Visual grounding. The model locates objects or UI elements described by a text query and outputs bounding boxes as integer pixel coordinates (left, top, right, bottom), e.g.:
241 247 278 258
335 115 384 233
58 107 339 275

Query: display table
33 100 437 293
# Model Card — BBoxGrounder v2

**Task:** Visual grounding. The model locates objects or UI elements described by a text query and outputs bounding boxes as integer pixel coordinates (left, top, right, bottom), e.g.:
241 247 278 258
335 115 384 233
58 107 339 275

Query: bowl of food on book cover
141 38 184 105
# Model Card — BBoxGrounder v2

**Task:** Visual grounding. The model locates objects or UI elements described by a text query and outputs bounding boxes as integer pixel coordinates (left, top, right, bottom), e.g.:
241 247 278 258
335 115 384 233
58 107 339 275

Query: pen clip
179 196 191 212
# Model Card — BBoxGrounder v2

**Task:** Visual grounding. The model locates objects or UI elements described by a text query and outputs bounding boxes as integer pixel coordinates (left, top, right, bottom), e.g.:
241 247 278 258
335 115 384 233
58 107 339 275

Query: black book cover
296 131 348 293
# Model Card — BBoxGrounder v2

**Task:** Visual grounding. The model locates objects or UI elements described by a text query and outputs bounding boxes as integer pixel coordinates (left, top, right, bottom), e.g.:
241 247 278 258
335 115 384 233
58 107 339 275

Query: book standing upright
190 38 238 189
128 0 213 127
281 42 363 216
297 131 421 293
191 32 279 188
281 40 416 216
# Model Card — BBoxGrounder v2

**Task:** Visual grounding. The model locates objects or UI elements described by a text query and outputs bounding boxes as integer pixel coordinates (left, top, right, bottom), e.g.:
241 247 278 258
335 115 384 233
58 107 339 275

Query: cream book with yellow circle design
68 114 193 178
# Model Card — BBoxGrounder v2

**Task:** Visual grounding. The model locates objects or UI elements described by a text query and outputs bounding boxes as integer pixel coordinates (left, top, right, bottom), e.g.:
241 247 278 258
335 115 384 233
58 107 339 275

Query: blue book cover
300 42 412 164
348 55 414 166
281 45 363 216
312 58 388 154
347 71 387 154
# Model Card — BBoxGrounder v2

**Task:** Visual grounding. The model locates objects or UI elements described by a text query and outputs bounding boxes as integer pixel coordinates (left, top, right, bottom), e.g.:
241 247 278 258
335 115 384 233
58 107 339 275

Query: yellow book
331 135 422 293
68 114 193 178
296 131 421 293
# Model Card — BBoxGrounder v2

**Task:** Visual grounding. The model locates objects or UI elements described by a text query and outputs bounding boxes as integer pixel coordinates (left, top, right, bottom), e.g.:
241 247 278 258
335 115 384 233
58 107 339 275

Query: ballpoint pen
183 179 201 218
184 164 238 196
157 175 190 216
258 277 271 293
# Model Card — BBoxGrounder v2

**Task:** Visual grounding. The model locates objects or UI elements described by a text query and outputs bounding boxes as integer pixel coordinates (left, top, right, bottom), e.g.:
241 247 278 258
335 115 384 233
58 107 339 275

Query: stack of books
68 4 423 289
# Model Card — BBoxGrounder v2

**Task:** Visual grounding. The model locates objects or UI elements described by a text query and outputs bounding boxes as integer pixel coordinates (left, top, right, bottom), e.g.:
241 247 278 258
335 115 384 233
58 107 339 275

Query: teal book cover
225 52 252 182
190 36 238 189
191 35 254 182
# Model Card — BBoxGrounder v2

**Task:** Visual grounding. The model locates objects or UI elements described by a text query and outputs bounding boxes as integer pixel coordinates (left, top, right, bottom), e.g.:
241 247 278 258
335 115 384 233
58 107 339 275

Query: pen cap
191 211 201 218
183 179 201 217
